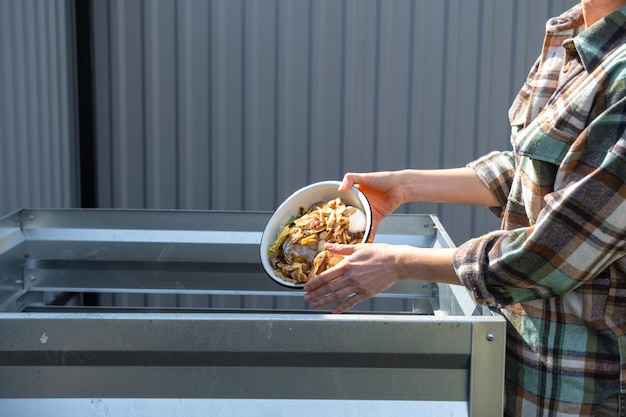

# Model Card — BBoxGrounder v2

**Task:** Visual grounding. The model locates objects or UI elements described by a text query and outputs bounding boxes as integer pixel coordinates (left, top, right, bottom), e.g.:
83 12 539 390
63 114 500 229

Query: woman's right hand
338 171 406 237
338 167 500 238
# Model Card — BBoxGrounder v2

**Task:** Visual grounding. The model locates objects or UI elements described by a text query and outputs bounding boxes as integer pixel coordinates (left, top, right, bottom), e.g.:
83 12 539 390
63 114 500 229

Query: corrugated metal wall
0 0 79 215
1 0 578 245
90 0 577 244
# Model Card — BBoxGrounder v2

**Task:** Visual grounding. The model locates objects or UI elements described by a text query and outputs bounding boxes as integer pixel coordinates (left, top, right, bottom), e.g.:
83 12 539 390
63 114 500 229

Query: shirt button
563 61 572 73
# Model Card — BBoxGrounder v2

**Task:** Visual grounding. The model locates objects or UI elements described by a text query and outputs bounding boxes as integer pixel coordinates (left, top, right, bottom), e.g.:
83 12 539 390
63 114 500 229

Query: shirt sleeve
466 150 516 217
453 97 626 307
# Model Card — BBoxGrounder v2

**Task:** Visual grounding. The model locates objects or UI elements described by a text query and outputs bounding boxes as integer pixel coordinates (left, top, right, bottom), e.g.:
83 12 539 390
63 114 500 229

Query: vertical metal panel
177 0 211 209
243 0 278 210
0 0 78 216
90 0 578 244
111 0 145 208
438 0 484 241
144 0 178 209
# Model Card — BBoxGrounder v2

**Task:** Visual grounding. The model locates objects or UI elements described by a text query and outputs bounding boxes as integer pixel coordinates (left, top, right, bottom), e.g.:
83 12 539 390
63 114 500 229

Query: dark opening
74 0 99 306
74 0 97 210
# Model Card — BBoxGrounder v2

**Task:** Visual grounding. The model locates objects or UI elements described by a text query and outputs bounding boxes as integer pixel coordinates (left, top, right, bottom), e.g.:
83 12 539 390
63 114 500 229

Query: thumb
324 242 359 256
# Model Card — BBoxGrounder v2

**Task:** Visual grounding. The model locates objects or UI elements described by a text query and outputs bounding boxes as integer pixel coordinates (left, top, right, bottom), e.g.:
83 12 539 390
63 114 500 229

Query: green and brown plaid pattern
453 4 626 416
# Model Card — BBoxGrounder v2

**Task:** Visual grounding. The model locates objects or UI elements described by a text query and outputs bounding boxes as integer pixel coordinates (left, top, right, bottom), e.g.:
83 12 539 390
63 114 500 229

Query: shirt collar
544 5 626 72
574 5 626 72
545 4 584 34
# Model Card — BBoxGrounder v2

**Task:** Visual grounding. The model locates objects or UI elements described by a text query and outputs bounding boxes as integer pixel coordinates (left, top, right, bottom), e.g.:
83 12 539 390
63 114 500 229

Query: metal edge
0 210 26 310
428 215 484 317
469 319 506 417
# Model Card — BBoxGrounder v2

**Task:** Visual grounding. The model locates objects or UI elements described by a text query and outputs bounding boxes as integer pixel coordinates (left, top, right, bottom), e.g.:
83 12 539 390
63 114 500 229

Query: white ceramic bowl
260 181 373 288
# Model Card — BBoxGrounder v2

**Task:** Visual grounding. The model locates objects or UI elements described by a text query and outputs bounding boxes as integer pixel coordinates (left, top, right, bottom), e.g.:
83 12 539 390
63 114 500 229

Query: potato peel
268 198 365 284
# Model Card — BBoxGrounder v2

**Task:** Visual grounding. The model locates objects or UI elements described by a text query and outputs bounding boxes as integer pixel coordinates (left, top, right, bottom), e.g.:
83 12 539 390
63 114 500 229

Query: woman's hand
339 168 500 238
339 171 406 238
303 243 460 314
303 242 403 314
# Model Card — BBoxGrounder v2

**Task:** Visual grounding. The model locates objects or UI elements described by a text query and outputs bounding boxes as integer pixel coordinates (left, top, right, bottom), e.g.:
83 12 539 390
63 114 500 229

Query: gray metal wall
1 0 578 245
90 0 577 244
0 0 79 215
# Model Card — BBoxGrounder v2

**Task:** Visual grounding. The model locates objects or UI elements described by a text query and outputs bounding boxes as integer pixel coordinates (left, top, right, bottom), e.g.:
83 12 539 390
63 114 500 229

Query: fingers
303 260 344 295
340 172 370 192
324 242 357 256
303 244 355 291
303 253 347 306
303 241 402 314
303 248 361 312
339 173 356 192
332 293 367 314
304 273 369 313
303 233 373 314
308 281 355 310
304 274 364 313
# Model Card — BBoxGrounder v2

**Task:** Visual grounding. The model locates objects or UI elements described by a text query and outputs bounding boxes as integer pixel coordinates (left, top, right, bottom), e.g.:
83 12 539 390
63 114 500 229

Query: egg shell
348 208 367 233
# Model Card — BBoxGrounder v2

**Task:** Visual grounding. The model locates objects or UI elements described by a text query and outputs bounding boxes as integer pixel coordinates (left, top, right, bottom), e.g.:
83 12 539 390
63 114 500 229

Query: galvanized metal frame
0 209 505 416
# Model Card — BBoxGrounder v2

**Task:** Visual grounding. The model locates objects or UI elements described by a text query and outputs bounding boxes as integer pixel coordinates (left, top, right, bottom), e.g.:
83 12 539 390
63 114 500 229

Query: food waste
268 198 367 284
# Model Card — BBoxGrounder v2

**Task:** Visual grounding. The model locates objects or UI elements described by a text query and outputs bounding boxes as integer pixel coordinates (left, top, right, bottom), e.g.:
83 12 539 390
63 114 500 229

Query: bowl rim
259 180 372 288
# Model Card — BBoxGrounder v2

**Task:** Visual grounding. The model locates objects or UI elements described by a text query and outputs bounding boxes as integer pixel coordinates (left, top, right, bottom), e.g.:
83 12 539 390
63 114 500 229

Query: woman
304 1 626 416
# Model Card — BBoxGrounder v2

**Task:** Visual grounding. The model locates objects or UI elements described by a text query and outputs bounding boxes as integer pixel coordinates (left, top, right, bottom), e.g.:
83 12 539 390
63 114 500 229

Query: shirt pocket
512 119 572 166
512 68 595 164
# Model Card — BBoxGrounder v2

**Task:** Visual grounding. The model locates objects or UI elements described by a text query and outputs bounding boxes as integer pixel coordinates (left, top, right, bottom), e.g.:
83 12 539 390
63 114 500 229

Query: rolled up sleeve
467 150 516 217
453 105 626 307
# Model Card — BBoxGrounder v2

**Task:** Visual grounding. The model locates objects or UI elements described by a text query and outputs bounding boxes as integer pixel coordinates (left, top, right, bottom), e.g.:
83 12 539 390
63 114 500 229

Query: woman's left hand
303 242 404 314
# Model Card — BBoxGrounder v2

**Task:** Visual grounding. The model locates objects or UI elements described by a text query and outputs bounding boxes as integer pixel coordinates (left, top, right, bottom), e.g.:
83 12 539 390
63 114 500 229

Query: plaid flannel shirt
452 5 626 417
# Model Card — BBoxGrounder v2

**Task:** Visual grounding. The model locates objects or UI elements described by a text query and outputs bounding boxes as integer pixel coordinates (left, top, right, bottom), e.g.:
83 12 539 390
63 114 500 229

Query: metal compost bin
0 209 505 417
